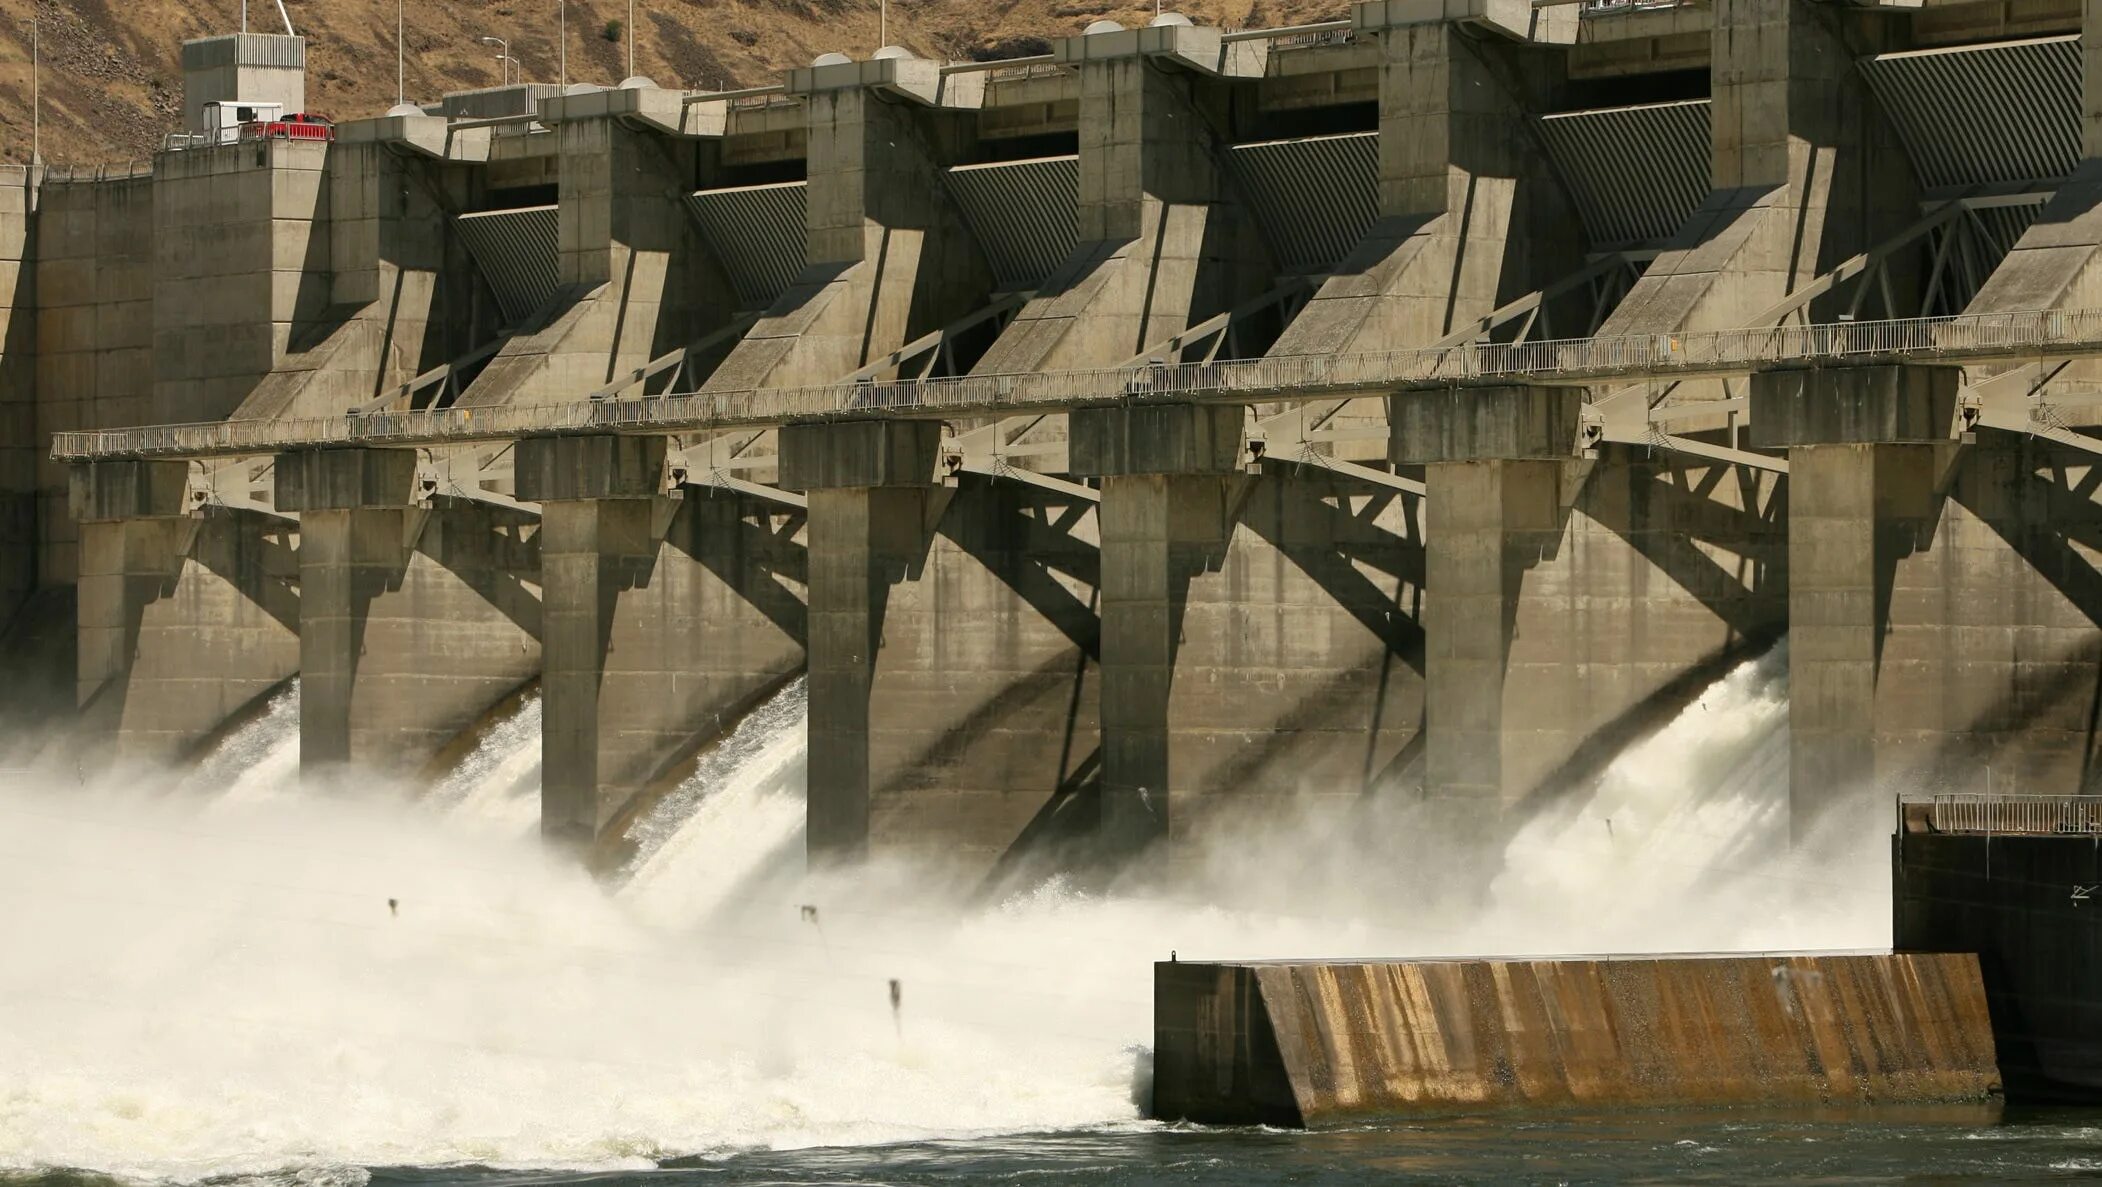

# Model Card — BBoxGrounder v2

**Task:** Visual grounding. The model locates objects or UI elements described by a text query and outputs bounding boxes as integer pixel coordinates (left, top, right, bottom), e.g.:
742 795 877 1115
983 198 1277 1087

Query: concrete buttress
704 80 994 390
972 47 1273 373
458 106 739 406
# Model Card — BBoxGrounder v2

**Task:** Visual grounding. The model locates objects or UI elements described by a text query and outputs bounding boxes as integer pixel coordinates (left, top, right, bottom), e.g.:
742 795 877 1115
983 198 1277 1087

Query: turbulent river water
3 648 2097 1184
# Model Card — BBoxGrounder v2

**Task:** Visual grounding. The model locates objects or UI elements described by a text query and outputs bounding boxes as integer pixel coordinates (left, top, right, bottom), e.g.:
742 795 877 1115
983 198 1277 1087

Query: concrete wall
34 173 154 588
151 140 333 426
1154 953 2000 1125
0 169 32 632
280 448 542 772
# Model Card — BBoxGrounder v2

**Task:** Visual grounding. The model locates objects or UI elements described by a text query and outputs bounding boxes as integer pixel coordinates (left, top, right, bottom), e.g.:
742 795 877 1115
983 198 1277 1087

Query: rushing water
1 648 2093 1184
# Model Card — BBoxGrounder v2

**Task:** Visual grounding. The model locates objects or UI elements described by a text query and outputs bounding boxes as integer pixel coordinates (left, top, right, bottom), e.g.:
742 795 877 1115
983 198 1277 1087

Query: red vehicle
246 112 336 142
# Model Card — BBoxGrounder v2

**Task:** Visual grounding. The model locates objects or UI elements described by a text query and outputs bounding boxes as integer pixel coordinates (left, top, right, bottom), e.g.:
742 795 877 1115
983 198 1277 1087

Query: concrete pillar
1073 405 1244 853
780 421 944 863
1398 385 1789 809
705 79 993 390
518 435 805 854
276 447 541 773
974 44 1272 373
70 460 300 763
1748 364 2063 834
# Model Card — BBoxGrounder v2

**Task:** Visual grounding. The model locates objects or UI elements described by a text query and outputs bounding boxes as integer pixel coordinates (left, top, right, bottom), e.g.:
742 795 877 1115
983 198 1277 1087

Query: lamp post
480 35 512 86
558 0 567 88
19 16 36 166
396 0 405 108
627 0 635 78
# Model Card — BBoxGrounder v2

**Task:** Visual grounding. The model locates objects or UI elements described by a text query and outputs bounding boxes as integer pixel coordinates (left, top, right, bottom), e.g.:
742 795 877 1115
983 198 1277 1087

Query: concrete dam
10 0 2102 886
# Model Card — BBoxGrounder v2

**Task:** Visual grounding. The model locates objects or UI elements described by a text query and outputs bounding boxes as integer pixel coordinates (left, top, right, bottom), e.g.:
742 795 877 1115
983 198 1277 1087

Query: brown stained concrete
1154 952 2001 1126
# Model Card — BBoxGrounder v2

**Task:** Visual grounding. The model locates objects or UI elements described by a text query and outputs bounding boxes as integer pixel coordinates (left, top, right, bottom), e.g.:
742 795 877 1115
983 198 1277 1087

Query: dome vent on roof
813 51 853 66
872 45 916 60
1082 19 1126 35
1148 12 1194 26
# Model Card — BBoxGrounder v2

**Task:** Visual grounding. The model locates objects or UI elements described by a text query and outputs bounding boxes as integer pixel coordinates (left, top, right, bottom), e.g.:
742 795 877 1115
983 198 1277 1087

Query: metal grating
684 180 809 311
1536 99 1710 248
1926 794 2102 835
452 204 560 326
942 155 1078 290
1229 131 1379 273
1860 37 2081 191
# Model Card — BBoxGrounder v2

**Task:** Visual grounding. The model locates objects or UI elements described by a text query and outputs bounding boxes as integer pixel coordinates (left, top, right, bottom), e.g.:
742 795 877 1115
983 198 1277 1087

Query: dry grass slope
0 0 1350 165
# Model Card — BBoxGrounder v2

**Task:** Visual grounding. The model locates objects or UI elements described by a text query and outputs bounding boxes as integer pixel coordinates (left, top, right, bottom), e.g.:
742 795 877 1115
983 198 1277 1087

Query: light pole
558 0 567 88
19 15 36 166
395 0 405 108
626 0 635 78
480 35 512 86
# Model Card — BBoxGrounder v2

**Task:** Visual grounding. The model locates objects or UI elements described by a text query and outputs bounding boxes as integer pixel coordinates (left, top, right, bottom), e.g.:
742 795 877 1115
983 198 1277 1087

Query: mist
0 644 1888 1180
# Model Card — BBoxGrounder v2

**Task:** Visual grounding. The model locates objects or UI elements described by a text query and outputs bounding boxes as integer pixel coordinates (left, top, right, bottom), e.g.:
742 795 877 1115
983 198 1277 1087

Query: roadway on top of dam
50 307 2102 462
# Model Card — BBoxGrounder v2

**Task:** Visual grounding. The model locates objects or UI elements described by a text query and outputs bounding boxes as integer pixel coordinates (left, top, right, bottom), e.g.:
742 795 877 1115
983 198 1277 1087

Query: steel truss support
1120 276 1318 368
942 415 1099 502
836 291 1034 385
666 431 808 509
593 313 762 401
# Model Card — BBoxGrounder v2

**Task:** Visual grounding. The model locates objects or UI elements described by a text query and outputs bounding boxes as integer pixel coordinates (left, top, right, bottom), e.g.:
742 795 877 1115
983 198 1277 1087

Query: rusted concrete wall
1154 953 1999 1126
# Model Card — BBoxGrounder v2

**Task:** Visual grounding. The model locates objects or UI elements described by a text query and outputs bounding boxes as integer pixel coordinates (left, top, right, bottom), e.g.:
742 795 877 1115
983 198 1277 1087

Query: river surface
9 649 2072 1185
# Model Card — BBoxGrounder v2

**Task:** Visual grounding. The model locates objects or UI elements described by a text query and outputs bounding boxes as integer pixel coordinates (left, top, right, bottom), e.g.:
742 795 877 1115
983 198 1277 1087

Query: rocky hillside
0 0 1350 166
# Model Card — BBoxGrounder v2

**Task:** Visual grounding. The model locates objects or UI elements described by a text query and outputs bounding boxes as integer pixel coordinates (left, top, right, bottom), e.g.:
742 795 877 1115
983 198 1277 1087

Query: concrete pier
1154 952 2000 1125
520 434 805 852
276 448 540 772
1399 385 1787 809
1755 364 2102 829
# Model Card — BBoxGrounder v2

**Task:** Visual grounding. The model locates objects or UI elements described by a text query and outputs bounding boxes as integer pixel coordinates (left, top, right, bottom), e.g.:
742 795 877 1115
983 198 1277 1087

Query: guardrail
49 307 2102 462
1921 794 2102 835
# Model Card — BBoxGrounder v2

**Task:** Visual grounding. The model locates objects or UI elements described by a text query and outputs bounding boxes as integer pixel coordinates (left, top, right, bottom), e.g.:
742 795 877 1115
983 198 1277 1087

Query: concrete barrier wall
1154 952 2001 1126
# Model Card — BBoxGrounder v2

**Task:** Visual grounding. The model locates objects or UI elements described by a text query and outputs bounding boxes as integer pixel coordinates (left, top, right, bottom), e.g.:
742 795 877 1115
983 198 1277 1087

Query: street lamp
18 16 36 167
557 0 567 89
480 35 514 86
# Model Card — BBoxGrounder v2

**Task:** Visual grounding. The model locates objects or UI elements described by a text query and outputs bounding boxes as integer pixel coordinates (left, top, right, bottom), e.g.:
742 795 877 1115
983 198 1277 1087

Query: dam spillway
10 1 2102 884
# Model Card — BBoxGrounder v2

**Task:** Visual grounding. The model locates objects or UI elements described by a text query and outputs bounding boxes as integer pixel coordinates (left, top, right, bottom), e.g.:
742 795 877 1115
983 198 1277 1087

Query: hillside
0 0 1351 166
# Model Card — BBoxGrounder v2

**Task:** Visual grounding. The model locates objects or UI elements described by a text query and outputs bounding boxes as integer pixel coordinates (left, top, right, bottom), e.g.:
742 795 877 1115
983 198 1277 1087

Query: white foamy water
619 678 808 927
430 689 544 835
178 680 301 807
0 643 1887 1181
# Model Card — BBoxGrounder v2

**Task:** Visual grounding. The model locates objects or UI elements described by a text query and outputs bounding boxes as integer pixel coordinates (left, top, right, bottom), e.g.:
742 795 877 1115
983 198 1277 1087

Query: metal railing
1924 794 2102 835
49 307 2102 462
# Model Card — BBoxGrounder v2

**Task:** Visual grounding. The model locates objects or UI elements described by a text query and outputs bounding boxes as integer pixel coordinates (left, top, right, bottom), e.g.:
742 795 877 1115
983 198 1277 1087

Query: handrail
1221 20 1353 42
941 55 1058 75
681 84 789 107
50 306 2102 462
